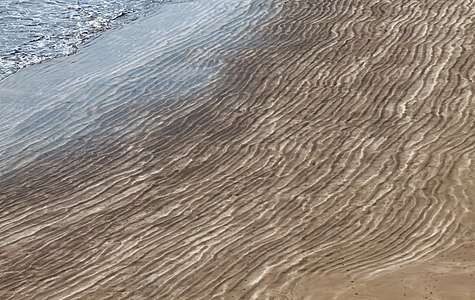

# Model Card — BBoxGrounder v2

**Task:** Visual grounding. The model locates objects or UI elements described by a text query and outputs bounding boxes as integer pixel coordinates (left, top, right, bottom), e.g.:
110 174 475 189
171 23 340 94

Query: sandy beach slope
0 0 474 299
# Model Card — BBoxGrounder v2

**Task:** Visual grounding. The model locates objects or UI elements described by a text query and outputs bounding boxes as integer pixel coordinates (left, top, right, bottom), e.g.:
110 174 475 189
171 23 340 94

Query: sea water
0 0 165 80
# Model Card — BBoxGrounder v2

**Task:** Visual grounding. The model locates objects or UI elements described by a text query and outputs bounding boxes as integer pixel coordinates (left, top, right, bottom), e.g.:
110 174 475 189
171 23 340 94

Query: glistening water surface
0 0 163 80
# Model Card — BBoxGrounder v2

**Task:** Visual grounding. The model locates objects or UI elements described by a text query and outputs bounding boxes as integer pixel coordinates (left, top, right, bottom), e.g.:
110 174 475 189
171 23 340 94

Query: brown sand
0 0 474 299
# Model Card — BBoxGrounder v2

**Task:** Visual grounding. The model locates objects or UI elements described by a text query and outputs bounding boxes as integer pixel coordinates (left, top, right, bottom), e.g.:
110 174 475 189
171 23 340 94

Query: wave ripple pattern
0 0 474 299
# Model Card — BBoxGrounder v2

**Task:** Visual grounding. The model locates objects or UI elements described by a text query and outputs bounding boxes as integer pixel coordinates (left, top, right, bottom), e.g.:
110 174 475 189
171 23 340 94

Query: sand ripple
0 0 474 299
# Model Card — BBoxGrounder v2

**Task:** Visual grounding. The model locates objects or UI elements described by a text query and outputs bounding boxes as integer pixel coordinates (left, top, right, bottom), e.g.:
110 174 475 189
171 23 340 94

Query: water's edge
0 0 170 81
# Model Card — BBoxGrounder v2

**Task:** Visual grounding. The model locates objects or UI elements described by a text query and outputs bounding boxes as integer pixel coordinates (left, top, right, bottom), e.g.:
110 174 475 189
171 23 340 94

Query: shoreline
0 0 474 299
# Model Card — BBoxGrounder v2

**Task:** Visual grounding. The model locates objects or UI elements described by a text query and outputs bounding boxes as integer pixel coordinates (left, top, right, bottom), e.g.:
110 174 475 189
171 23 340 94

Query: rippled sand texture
1 0 475 299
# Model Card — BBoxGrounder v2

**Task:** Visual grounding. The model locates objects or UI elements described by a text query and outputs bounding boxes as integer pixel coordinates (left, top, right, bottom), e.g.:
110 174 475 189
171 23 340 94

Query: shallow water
0 0 164 80
0 0 255 176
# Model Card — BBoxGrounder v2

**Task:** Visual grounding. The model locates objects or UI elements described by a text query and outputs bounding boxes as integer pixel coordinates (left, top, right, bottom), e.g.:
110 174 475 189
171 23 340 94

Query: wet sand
0 0 474 299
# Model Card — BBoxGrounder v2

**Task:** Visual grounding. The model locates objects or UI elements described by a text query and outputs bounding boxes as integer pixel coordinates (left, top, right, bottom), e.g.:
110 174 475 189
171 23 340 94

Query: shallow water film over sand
0 0 475 299
0 0 163 79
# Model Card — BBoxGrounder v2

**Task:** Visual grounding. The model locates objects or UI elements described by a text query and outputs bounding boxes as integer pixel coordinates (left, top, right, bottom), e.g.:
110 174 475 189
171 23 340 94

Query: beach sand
0 0 474 299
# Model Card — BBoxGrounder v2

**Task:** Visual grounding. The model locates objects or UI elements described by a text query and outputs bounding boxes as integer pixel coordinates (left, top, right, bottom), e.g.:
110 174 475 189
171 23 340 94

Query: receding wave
0 0 474 299
0 0 166 80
